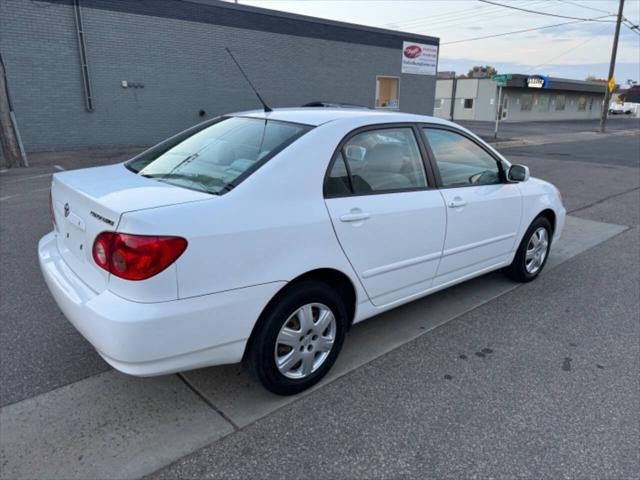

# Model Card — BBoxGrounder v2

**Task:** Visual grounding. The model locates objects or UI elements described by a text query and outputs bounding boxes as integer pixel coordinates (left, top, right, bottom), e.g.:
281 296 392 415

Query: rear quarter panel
117 123 368 303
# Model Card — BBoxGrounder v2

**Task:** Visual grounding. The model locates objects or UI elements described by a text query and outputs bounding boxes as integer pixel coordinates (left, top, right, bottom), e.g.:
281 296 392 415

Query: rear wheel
504 216 552 282
244 280 347 395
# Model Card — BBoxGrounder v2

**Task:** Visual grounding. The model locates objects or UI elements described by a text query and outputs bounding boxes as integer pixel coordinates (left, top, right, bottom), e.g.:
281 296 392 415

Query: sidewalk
458 117 640 147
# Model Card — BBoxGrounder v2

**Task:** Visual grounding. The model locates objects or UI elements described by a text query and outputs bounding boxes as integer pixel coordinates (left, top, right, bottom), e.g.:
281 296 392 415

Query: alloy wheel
274 303 337 379
525 227 549 274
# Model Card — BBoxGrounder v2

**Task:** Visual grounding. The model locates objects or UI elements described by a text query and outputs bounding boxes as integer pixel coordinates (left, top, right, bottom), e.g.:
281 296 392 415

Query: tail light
92 232 187 281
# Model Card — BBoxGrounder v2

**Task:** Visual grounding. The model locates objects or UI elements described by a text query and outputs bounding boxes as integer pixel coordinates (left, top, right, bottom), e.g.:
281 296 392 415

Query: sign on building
527 75 549 89
401 41 438 76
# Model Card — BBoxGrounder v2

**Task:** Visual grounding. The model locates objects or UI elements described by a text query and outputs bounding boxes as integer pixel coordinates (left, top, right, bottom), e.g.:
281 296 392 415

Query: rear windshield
126 117 311 194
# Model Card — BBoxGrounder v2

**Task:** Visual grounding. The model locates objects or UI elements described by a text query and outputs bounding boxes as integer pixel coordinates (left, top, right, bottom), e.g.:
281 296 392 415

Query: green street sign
492 74 512 83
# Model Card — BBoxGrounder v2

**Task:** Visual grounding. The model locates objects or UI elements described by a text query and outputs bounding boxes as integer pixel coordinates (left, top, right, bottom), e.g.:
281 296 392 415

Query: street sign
527 74 549 89
608 77 615 93
492 73 512 83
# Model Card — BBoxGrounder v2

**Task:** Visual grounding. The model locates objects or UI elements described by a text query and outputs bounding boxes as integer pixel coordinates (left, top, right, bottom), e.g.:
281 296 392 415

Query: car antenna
225 47 272 113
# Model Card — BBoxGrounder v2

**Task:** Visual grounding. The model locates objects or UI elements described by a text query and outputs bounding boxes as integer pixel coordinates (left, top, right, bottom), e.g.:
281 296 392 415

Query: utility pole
600 0 625 133
0 54 27 168
494 85 503 139
449 76 457 121
0 58 20 168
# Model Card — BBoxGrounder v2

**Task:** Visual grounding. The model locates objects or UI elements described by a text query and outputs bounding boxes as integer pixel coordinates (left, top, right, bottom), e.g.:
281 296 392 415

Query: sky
224 0 640 83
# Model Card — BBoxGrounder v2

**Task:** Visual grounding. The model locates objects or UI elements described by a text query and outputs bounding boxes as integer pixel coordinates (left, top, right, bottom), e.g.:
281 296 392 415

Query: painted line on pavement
0 215 627 480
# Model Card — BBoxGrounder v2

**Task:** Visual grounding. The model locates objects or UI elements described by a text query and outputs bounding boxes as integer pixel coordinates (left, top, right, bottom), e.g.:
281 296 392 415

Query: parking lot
1 118 639 479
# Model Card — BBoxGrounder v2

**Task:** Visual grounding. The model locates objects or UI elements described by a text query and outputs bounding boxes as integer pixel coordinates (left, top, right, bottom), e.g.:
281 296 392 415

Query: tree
467 65 498 78
586 75 608 83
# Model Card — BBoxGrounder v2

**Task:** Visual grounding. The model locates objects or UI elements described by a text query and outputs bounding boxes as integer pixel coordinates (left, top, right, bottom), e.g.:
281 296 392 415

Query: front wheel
504 216 552 282
244 280 347 395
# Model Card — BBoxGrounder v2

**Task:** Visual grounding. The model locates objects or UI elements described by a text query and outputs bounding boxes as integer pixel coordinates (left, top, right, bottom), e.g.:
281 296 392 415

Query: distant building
434 74 606 122
619 85 640 104
437 71 456 79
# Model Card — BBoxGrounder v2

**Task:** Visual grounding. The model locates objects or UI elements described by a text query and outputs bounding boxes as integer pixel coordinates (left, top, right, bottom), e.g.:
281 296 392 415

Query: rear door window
326 127 428 196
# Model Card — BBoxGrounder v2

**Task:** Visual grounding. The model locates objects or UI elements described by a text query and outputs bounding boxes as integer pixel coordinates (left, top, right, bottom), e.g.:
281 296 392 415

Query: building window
555 95 566 111
521 94 533 111
589 97 594 110
578 96 587 111
537 95 550 112
376 76 400 109
434 98 443 109
463 98 474 109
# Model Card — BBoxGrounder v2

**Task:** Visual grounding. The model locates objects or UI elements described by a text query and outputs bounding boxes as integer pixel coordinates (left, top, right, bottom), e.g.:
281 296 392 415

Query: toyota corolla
39 108 565 395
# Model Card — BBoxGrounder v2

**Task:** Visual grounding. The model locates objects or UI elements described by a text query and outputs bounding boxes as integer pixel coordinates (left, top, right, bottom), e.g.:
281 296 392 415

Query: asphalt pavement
153 122 640 479
0 119 638 479
460 116 640 142
154 227 639 479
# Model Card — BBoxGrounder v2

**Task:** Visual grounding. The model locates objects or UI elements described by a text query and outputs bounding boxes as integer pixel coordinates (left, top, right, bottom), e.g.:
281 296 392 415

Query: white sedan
39 108 566 395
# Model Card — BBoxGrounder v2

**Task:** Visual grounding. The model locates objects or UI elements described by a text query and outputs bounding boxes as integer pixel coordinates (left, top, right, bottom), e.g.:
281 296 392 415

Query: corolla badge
64 203 70 218
403 45 422 59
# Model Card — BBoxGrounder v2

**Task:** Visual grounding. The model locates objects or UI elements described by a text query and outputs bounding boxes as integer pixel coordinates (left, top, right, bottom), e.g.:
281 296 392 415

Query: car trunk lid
51 163 211 293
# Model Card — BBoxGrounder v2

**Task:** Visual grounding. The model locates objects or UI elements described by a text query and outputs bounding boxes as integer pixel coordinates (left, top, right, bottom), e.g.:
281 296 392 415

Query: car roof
232 107 455 128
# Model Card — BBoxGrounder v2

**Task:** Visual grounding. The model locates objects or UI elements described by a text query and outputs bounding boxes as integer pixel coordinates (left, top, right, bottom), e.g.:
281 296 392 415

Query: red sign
403 45 422 59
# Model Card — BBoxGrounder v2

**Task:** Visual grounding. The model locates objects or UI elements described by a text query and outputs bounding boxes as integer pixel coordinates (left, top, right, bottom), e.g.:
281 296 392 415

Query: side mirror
507 164 530 182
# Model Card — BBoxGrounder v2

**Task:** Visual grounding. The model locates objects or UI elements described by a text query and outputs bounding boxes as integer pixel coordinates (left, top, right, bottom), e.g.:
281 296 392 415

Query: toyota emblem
64 203 70 218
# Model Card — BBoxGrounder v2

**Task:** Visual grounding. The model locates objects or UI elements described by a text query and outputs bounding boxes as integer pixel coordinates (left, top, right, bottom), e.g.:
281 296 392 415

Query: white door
324 127 446 307
421 127 522 284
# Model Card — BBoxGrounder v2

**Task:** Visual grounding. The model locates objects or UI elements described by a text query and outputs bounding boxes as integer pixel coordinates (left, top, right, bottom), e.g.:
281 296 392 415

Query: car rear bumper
38 232 285 376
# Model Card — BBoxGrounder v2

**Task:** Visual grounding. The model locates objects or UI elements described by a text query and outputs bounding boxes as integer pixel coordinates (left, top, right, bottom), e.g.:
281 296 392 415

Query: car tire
244 280 348 395
504 216 552 283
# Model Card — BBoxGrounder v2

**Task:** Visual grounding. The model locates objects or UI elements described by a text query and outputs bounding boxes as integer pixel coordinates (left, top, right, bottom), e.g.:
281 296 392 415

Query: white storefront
434 74 606 122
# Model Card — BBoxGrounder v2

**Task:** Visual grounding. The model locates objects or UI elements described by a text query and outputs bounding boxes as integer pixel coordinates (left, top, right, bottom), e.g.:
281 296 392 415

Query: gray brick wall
1 0 436 153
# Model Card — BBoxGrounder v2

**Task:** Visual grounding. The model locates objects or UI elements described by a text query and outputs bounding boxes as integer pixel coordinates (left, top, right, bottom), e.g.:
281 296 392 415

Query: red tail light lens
92 232 187 281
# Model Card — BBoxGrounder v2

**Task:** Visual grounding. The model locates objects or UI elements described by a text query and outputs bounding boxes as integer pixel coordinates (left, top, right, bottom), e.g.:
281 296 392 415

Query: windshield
126 117 311 194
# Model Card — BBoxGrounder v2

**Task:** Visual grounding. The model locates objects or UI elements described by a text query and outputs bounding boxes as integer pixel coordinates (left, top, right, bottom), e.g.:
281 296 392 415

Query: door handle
447 197 467 208
340 212 371 222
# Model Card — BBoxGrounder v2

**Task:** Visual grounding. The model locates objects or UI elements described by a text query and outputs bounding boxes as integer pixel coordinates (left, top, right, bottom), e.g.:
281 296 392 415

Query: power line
385 3 520 29
384 2 510 27
553 0 613 15
478 0 616 22
385 1 554 34
623 20 640 35
521 23 613 73
442 16 614 45
385 0 548 29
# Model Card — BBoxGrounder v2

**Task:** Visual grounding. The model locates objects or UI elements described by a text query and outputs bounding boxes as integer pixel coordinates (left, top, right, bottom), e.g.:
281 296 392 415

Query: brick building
0 0 439 153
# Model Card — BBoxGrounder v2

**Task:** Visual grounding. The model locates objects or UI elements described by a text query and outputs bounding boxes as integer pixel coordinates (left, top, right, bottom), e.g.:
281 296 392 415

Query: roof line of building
43 0 439 50
188 0 439 44
438 74 608 94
